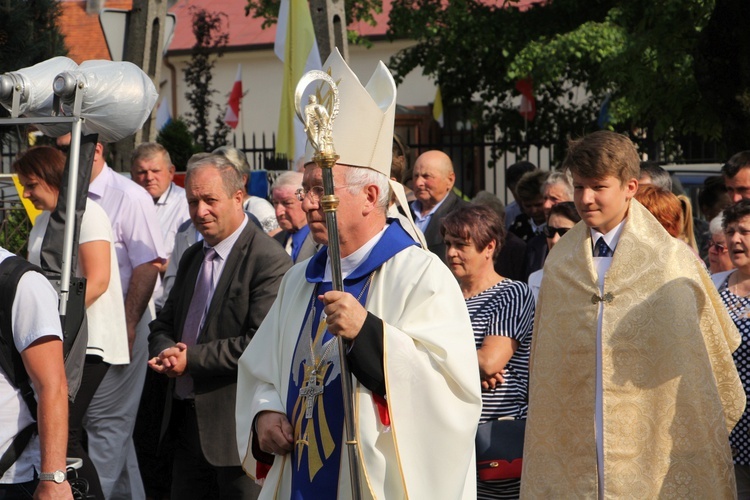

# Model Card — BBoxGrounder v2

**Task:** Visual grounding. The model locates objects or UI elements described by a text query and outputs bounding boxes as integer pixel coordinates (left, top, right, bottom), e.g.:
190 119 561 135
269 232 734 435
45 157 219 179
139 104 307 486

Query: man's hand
34 480 73 500
319 291 367 341
148 342 188 377
256 411 293 456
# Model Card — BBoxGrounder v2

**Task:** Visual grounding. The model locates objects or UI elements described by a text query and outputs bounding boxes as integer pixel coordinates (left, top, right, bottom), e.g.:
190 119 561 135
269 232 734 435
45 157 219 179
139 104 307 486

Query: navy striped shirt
467 279 534 423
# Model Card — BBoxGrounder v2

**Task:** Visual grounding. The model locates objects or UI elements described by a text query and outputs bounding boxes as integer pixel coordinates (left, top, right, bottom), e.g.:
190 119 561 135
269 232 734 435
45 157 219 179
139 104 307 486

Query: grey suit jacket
413 191 468 263
273 228 318 263
149 221 291 466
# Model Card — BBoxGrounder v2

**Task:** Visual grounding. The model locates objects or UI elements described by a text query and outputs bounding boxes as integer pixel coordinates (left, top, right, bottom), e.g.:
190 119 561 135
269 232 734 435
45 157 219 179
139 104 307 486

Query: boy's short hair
562 131 640 184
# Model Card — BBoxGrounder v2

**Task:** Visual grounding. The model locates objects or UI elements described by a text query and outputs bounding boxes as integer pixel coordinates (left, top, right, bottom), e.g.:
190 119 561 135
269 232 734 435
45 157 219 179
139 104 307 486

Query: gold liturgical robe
522 200 745 499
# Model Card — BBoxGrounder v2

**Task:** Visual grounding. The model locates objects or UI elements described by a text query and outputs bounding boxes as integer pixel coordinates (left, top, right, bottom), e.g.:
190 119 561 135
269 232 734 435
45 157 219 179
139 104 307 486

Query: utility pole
309 0 348 63
111 0 168 170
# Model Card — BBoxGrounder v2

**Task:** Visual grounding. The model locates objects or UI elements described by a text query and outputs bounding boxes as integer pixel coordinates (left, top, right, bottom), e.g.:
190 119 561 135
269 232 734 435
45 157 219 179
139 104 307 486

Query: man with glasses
236 50 481 499
271 172 317 264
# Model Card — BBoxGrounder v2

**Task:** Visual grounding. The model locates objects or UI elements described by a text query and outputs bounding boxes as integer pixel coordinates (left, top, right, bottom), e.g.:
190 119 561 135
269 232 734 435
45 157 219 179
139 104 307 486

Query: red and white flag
516 78 536 122
224 64 243 129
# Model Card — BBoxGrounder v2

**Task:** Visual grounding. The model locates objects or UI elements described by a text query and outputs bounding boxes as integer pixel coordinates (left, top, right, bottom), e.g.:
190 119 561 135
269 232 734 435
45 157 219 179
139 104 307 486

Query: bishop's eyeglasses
295 184 351 203
295 186 325 202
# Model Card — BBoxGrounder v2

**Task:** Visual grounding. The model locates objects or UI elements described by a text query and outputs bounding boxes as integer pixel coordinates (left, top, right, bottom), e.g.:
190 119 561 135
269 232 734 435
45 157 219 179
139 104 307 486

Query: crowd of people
2 50 750 500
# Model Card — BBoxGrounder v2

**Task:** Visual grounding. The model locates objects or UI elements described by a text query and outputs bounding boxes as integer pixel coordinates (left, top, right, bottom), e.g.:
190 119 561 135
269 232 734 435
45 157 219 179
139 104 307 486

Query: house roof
59 0 133 63
167 0 396 53
167 0 543 53
59 0 544 61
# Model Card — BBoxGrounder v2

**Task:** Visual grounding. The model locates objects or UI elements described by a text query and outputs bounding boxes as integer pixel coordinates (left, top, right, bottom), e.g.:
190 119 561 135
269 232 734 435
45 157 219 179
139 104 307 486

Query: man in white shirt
0 248 71 499
57 133 167 499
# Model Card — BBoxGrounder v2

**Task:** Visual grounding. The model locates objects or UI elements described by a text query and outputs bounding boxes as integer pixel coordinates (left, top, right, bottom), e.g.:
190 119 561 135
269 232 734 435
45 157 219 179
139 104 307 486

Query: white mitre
303 48 396 177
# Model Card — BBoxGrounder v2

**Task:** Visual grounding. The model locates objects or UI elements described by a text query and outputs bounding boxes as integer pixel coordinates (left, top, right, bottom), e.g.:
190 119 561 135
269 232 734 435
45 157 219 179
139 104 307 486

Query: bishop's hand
319 291 368 340
256 411 294 456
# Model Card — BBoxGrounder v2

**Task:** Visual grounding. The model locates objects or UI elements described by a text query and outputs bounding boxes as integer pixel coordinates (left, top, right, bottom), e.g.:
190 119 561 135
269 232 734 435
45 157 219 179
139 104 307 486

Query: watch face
53 470 66 483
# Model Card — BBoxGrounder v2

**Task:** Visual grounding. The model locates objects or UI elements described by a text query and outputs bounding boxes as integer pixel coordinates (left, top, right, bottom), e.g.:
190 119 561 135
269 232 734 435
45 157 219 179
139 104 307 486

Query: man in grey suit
271 171 318 263
148 155 291 498
410 150 467 263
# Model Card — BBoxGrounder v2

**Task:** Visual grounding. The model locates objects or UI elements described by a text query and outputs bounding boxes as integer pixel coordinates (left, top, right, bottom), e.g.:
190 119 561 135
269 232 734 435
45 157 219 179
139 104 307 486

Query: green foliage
0 0 68 146
183 7 232 152
156 117 201 170
0 0 67 72
387 0 749 162
244 0 383 46
0 206 31 256
245 0 750 161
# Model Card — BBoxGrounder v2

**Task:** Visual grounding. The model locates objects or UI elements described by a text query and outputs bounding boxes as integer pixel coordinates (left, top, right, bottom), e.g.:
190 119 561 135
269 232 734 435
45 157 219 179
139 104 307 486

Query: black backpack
0 256 87 478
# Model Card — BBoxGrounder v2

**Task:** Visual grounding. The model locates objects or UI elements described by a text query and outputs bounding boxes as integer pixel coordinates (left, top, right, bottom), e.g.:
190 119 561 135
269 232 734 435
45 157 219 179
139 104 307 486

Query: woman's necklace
727 273 750 319
300 271 376 420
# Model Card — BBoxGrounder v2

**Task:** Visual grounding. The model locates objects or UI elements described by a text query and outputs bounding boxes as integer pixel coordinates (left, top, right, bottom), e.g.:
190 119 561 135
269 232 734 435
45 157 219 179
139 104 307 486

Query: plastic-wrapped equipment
53 60 158 142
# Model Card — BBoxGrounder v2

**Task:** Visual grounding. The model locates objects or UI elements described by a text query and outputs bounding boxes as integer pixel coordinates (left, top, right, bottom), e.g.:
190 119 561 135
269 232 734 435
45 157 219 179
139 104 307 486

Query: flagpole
238 78 245 150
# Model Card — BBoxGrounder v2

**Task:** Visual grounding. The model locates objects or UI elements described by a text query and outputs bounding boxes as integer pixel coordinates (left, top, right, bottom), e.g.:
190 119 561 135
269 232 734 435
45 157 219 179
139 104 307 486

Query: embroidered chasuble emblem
291 316 338 479
284 222 417 497
286 273 374 497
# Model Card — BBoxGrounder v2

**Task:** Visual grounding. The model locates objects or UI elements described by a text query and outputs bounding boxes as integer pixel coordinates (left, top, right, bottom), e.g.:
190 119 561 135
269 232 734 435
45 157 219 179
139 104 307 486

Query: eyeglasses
294 184 350 203
708 240 727 253
295 186 325 202
543 226 570 238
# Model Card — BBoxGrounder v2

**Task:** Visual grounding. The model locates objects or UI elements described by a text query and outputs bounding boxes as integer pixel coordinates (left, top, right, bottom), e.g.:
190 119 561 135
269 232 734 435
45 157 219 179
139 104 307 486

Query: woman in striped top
442 204 535 500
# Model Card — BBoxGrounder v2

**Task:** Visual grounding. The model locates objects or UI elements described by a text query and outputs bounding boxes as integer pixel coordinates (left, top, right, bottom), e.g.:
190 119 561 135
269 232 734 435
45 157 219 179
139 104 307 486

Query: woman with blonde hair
677 193 699 252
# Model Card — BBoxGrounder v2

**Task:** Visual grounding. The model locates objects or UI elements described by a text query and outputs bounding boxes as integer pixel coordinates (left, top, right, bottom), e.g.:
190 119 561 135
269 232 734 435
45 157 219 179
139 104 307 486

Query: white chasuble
236 240 482 499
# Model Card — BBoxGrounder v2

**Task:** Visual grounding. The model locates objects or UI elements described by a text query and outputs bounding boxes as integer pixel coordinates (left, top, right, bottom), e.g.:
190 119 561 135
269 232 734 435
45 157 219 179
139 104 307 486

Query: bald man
410 150 467 263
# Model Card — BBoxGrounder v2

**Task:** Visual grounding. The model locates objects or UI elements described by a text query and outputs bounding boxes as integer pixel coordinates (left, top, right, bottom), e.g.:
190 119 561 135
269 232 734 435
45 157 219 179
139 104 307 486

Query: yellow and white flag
433 86 444 127
275 0 322 161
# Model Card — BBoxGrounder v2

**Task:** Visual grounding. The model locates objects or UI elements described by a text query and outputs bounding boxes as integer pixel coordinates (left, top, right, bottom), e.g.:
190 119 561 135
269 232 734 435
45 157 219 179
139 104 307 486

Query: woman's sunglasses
543 226 570 238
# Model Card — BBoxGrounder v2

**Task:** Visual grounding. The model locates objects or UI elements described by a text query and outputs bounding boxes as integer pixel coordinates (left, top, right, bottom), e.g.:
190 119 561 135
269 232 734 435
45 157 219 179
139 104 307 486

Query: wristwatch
39 470 66 483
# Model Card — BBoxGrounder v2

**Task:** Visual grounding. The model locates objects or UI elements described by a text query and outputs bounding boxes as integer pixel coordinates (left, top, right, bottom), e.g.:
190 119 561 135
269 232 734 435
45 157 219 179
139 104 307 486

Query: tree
0 0 67 146
387 0 750 161
183 7 232 152
157 117 200 170
245 0 750 162
0 0 67 73
693 0 750 157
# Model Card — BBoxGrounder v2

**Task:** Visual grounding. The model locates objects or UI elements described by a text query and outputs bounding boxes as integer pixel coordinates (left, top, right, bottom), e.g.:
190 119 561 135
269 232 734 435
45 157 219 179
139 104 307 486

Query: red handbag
475 418 526 481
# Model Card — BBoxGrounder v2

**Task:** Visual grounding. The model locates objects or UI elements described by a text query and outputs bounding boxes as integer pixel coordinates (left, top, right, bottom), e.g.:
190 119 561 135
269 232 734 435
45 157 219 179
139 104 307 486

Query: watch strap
39 470 66 483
